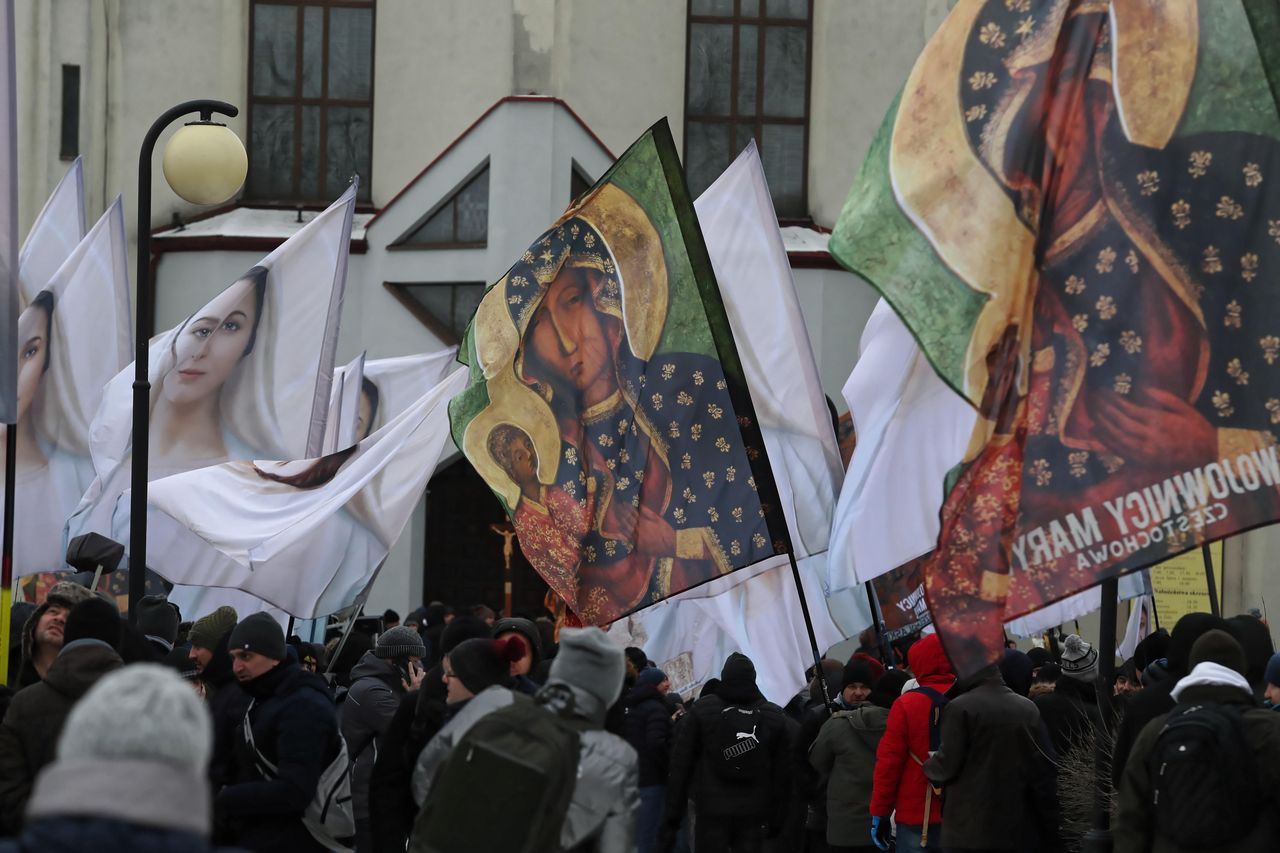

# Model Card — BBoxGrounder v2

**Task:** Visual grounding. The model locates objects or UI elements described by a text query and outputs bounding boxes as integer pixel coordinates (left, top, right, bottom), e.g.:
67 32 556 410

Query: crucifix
490 522 518 617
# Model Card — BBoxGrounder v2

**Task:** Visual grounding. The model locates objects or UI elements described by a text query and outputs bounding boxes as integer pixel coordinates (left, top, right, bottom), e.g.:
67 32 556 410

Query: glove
871 815 892 851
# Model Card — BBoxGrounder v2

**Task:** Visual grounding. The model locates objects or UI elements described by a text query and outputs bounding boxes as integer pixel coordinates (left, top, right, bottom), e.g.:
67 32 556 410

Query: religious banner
147 367 467 619
609 143 870 701
4 198 130 577
450 119 787 626
17 158 85 304
872 558 932 643
831 0 1280 674
66 182 357 597
0 0 16 422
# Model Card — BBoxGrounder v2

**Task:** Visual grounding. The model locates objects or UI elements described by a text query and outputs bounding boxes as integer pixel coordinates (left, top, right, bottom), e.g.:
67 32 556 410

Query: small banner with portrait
831 0 1280 675
449 119 788 626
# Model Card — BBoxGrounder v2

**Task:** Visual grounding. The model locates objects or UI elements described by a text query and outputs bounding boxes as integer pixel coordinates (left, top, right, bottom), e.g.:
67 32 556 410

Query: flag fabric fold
449 120 787 627
17 157 85 305
831 0 1280 674
148 367 468 618
66 183 358 596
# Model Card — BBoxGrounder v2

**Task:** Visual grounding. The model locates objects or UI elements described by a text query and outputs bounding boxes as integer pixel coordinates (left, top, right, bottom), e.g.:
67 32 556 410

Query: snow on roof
154 206 373 242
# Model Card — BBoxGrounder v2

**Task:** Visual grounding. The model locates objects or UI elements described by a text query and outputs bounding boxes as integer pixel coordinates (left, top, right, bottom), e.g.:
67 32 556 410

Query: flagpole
1081 574 1119 853
863 580 893 667
1201 543 1220 618
785 549 833 707
0 423 15 684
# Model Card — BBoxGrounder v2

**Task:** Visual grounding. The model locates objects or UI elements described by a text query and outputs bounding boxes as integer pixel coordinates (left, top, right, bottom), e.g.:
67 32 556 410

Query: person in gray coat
340 625 425 853
412 627 639 852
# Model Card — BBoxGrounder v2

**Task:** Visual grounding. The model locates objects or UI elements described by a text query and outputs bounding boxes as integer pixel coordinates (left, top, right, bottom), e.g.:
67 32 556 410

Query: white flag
610 144 868 703
17 157 85 305
0 0 16 421
1004 571 1151 639
827 300 979 590
323 352 366 455
146 367 467 618
66 183 358 581
4 198 131 576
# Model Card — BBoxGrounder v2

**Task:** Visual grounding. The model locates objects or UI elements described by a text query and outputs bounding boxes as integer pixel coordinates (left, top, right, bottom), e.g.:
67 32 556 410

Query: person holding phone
340 626 426 852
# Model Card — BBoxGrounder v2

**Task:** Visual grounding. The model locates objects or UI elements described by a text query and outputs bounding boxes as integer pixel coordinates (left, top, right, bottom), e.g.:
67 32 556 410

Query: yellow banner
1150 541 1224 629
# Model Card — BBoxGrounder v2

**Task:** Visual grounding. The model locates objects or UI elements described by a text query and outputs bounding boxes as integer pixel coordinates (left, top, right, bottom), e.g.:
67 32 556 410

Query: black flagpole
785 548 833 707
1 423 15 683
1201 543 1221 618
1081 574 1119 853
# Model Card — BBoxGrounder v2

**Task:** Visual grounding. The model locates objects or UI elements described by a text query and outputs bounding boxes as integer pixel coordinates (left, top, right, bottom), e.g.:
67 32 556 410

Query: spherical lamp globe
161 122 248 205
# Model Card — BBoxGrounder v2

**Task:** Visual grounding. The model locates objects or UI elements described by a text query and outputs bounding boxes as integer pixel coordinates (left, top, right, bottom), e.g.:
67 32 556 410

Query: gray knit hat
1060 634 1099 682
549 627 626 716
375 625 427 660
187 606 238 652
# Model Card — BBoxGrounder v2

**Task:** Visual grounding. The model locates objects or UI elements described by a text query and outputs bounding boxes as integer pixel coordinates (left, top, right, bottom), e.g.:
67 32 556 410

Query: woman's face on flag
525 267 613 401
163 278 259 407
15 300 50 422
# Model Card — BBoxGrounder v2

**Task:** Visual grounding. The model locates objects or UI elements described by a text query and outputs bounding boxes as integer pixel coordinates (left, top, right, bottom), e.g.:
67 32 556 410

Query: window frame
683 0 814 222
245 0 376 206
383 281 488 345
389 160 491 250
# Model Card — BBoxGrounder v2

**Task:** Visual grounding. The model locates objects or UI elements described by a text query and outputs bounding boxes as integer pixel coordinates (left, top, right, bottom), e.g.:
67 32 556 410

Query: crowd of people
0 583 1276 852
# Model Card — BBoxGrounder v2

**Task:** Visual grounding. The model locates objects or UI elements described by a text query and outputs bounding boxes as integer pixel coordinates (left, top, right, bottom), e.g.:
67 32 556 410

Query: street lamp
129 100 246 622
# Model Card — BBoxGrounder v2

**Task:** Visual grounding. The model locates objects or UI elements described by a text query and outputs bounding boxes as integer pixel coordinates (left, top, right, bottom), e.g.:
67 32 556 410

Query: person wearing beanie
382 608 400 630
922 665 1059 853
444 635 525 702
1226 613 1277 701
366 614 493 853
216 612 342 852
409 627 639 853
0 596 124 833
811 658 893 852
623 666 674 853
869 632 955 852
16 581 94 688
1058 633 1099 682
662 650 792 852
1110 611 1228 792
1265 652 1280 709
1 665 239 851
493 616 543 695
187 605 239 674
136 594 182 660
792 657 849 853
1116 630 1280 852
340 626 427 851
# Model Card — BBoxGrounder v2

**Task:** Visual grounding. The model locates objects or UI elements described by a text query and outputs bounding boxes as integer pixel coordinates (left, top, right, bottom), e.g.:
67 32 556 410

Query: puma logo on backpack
714 706 768 779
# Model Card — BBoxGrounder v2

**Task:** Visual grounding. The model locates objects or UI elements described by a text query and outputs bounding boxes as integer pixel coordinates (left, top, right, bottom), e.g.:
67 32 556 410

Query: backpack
1147 702 1263 848
411 686 587 853
712 703 770 782
906 685 949 842
242 699 356 852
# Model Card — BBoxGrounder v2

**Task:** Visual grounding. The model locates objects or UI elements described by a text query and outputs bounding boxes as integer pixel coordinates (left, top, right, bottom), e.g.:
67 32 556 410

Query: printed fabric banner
830 0 1280 674
609 143 871 703
4 198 131 576
0 0 16 422
147 368 468 618
17 158 85 305
872 558 932 643
450 119 787 626
66 182 357 592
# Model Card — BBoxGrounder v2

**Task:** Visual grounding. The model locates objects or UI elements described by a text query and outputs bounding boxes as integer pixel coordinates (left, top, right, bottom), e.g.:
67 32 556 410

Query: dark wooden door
422 458 552 618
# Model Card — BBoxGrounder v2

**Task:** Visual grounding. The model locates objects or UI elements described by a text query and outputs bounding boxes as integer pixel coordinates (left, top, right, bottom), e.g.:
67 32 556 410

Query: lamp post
129 100 246 622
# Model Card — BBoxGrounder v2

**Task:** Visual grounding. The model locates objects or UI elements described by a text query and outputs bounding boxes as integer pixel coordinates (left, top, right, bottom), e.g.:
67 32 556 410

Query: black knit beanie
1188 628 1248 676
492 617 541 667
228 613 287 661
63 597 121 650
721 652 756 687
137 594 180 645
448 636 525 694
842 659 877 691
440 615 491 654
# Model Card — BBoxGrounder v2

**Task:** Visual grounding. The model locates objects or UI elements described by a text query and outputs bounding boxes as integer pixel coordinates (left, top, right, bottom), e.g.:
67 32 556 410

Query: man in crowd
341 625 426 852
214 613 341 852
136 593 181 661
492 616 543 695
1116 630 1280 851
662 651 794 852
0 596 123 833
15 582 93 687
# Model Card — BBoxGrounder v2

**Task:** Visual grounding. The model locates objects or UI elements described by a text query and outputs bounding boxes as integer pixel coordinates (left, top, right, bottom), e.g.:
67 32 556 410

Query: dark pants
695 815 766 853
354 816 373 853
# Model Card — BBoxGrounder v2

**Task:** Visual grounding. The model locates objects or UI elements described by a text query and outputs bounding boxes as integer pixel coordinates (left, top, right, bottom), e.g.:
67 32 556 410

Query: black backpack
411 686 587 853
909 685 949 752
1147 702 1263 848
712 704 770 781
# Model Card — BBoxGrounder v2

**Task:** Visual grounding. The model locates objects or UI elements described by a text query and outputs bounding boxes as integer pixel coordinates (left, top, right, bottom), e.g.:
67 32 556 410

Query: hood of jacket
624 683 664 708
907 634 954 688
349 650 400 688
43 644 123 701
239 659 332 703
19 583 96 685
835 702 890 734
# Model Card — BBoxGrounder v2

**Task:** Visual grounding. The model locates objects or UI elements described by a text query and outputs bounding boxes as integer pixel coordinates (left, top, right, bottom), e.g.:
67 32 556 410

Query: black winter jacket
340 652 405 820
200 632 251 790
622 684 673 787
0 816 244 853
663 684 794 828
215 661 340 853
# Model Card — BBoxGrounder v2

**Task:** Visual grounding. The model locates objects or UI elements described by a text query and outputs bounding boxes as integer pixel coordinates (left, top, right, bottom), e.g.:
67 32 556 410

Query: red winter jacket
869 634 955 826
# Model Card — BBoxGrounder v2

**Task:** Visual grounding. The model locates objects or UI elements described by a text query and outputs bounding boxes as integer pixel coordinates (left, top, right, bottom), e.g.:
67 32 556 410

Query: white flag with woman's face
65 183 357 584
6 197 131 577
146 367 467 618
